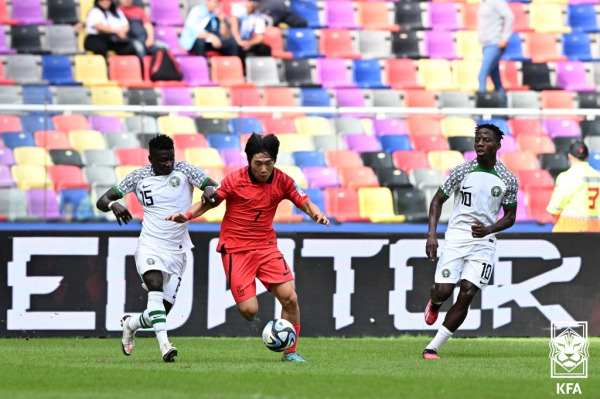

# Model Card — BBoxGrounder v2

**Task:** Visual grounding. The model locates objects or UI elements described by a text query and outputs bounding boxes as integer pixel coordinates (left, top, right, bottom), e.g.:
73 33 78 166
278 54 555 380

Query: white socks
128 309 151 331
147 291 169 347
426 325 453 352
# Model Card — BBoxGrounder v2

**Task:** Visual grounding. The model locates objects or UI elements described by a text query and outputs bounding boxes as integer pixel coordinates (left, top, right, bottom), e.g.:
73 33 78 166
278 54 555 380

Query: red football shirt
215 167 309 253
118 5 150 24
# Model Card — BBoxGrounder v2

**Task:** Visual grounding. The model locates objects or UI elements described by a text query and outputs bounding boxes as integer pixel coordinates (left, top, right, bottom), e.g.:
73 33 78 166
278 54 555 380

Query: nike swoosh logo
241 198 250 201
283 271 290 276
142 184 151 188
462 185 473 190
480 280 487 284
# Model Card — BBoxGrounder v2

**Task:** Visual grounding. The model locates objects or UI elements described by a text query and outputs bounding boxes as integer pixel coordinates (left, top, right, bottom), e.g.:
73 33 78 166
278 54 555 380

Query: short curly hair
148 134 174 152
475 123 504 143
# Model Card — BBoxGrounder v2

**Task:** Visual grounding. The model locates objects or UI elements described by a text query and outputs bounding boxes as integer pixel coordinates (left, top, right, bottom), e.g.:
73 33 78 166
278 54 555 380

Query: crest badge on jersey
294 182 306 197
491 186 502 197
442 269 450 278
146 258 156 265
169 176 181 187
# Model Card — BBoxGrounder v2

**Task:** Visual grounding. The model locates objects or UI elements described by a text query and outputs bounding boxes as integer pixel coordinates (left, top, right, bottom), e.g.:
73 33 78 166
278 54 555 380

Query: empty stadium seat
358 187 406 223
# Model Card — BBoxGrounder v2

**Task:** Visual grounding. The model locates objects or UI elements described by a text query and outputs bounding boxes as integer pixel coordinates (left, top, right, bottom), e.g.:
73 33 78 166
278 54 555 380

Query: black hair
148 134 174 152
475 123 504 143
245 133 279 163
94 0 120 19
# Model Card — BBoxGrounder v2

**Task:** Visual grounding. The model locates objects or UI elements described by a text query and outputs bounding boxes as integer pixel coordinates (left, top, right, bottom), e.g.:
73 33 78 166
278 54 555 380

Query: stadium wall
1 230 598 338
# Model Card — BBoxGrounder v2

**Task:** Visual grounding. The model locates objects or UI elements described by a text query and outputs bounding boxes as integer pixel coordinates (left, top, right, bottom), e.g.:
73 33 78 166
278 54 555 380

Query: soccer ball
262 319 296 352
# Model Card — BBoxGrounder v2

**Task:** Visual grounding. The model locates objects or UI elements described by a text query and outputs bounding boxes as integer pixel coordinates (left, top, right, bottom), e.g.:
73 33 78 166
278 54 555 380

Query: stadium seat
455 30 482 61
0 114 23 133
409 168 444 190
391 31 422 59
373 118 408 137
299 88 332 116
228 117 263 134
45 24 81 55
499 60 530 91
246 56 283 86
542 118 582 138
402 90 437 109
517 169 555 191
154 26 186 56
524 33 567 63
48 149 82 166
407 116 443 137
295 117 333 136
91 87 132 117
0 187 29 220
374 167 411 189
12 0 52 24
475 92 506 108
344 134 381 153
48 164 89 190
529 4 572 34
500 151 539 173
360 151 394 170
149 0 183 26
440 117 477 138
262 88 303 118
46 0 78 25
324 1 360 30
11 164 53 189
262 27 292 59
423 30 458 60
417 59 457 91
114 147 149 166
176 55 214 87
160 87 195 117
427 150 464 174
55 86 91 106
319 29 361 59
567 4 599 33
0 147 15 165
312 134 346 152
10 25 47 54
521 62 558 91
193 86 234 118
452 59 482 92
285 28 321 59
103 132 140 149
380 134 412 153
501 33 530 62
357 2 399 32
50 114 89 133
282 58 319 88
338 166 379 189
276 133 314 153
26 188 62 220
507 118 545 137
0 0 18 25
524 185 554 224
292 150 327 168
323 187 369 222
555 61 596 92
2 132 37 149
68 129 106 153
562 33 599 62
539 152 569 179
0 164 15 187
195 118 231 135
277 165 308 188
427 2 462 31
157 115 197 136
302 166 340 189
358 186 405 223
0 87 22 106
372 90 404 110
14 146 52 166
392 150 430 173
516 135 556 155
41 55 81 86
206 133 240 151
88 115 124 134
352 59 388 89
507 2 533 34
394 2 425 31
289 0 324 29
230 87 269 118
391 186 428 223
383 59 422 90
74 54 117 87
540 90 579 118
553 136 581 154
6 54 47 85
33 130 70 151
210 56 253 87
448 136 475 153
109 55 153 88
58 188 94 220
172 133 207 150
0 60 15 85
507 90 540 110
185 147 224 167
324 149 363 169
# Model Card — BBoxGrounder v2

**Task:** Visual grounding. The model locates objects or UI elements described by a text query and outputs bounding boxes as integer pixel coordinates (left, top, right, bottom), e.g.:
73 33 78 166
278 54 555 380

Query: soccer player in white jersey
96 134 218 362
422 124 518 359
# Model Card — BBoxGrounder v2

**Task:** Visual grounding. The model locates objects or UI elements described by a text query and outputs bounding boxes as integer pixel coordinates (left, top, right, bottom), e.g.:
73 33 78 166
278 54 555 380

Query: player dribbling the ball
167 133 330 362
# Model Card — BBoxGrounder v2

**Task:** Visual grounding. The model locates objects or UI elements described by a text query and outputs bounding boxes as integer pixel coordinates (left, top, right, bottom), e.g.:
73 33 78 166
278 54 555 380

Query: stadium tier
1 0 600 223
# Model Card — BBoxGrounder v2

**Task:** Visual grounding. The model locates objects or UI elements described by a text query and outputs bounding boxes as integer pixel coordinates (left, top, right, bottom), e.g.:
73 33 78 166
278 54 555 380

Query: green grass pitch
0 336 598 399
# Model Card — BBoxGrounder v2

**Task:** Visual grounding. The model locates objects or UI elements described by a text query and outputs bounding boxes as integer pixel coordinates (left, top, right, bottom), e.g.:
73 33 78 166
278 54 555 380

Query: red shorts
221 247 294 303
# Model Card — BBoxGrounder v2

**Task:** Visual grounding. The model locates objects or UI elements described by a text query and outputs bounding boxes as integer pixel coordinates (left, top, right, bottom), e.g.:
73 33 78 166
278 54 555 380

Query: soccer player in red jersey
166 133 330 362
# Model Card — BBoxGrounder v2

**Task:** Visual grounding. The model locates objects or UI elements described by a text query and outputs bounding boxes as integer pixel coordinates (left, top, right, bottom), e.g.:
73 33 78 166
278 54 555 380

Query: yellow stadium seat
79 0 94 22
440 117 477 137
11 164 54 190
69 129 106 153
417 59 458 91
91 86 132 117
157 115 197 136
277 165 308 188
529 4 572 34
185 147 224 167
276 133 315 152
13 146 53 166
115 165 142 181
74 54 118 87
452 59 484 92
427 150 465 174
294 116 334 136
193 87 235 118
455 30 482 60
357 187 406 223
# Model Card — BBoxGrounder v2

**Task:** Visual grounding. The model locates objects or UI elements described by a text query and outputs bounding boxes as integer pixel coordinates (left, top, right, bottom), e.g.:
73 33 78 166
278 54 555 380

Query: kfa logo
549 321 589 379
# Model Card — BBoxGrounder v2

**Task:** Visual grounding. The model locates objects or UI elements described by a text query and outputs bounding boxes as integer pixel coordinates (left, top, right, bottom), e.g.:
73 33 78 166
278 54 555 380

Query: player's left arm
299 200 330 226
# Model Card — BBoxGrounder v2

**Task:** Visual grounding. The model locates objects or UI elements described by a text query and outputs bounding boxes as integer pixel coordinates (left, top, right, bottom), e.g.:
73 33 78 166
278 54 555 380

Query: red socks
284 323 301 354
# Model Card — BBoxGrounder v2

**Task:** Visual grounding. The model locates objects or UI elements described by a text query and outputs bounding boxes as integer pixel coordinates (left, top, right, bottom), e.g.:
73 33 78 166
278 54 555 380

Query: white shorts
134 245 187 304
434 240 496 289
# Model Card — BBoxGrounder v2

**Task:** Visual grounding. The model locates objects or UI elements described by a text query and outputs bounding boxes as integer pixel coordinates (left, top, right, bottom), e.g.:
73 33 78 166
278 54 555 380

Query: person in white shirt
422 124 518 359
230 0 271 71
84 0 136 58
180 0 236 57
96 134 218 362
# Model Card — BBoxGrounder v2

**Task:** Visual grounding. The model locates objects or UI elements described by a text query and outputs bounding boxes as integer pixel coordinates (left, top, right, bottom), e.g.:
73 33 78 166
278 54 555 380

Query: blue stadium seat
476 118 511 136
290 0 324 28
21 114 55 132
286 28 321 58
352 59 389 89
501 33 530 62
567 5 600 33
206 133 240 151
228 117 264 134
58 188 95 220
379 135 412 153
562 33 599 62
41 55 81 86
22 85 53 105
292 150 327 168
300 88 332 117
1 131 36 149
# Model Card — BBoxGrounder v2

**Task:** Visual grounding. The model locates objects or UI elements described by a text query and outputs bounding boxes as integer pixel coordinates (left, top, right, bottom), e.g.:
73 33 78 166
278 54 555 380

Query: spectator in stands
118 0 169 62
84 0 137 58
179 0 237 57
546 142 600 232
259 0 307 28
230 0 271 70
477 0 513 94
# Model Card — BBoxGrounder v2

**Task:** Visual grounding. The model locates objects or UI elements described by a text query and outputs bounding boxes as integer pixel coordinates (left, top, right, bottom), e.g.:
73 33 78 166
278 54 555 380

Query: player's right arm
96 187 133 226
426 189 447 261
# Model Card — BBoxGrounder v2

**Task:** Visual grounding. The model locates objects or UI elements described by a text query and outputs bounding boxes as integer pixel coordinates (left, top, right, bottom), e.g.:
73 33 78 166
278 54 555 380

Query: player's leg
269 280 305 361
222 251 260 320
142 270 177 362
236 296 259 320
425 282 454 325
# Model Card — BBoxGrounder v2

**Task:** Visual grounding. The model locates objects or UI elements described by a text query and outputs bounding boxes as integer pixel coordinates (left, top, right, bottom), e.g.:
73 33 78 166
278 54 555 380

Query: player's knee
237 302 258 320
432 285 453 302
279 290 298 310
